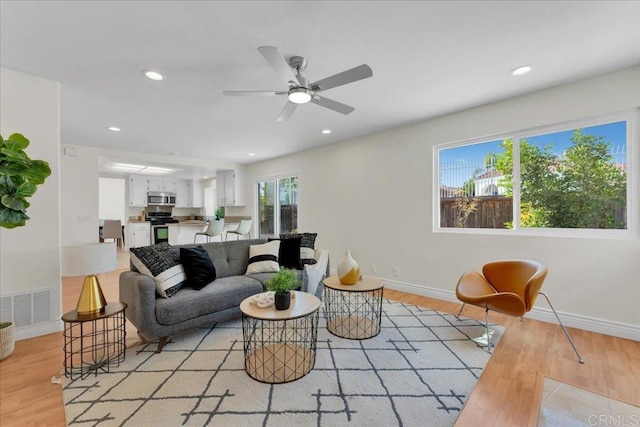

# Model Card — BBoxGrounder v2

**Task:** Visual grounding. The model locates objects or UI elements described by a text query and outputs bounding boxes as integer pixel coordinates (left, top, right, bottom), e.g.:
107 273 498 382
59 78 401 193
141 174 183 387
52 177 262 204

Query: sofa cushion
180 246 216 290
269 236 303 270
247 269 303 288
280 232 317 266
246 240 280 274
130 243 185 298
155 276 263 325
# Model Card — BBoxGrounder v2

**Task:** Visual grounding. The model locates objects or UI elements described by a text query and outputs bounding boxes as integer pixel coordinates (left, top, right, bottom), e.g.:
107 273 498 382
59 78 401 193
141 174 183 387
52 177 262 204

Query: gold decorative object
337 250 360 285
61 242 117 315
76 275 107 314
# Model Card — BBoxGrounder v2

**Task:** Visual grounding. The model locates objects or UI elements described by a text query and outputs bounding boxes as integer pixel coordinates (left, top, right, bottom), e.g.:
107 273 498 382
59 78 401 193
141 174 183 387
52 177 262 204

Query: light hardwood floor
1 251 638 426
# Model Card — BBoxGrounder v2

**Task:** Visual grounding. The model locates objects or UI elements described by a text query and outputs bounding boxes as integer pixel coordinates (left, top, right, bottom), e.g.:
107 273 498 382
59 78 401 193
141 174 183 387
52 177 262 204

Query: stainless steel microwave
147 191 176 206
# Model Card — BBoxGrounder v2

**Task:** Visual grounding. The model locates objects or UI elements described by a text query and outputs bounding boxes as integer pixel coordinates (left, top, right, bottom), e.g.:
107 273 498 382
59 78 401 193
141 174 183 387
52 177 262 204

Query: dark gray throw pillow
180 246 216 290
130 242 185 298
280 232 317 266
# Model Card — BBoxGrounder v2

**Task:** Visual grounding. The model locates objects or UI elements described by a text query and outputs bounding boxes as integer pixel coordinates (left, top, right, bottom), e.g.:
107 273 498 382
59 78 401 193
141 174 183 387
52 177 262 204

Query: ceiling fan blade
258 46 298 85
310 64 373 92
223 91 286 96
276 102 298 122
310 96 355 115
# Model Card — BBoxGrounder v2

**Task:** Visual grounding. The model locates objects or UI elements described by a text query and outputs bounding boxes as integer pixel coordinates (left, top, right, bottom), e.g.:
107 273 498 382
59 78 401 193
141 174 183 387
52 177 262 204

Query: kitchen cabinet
175 180 191 208
174 179 204 208
168 224 206 245
216 170 245 206
129 177 149 207
148 178 176 193
128 222 150 248
191 179 204 208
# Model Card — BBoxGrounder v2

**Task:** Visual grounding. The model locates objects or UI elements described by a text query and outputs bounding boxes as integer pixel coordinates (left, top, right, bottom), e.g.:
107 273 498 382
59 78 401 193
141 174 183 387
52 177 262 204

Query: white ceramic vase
337 250 360 285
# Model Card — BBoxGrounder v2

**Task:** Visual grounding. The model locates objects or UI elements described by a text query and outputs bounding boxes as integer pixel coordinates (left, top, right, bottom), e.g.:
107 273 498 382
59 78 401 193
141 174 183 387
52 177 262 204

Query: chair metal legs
465 306 493 354
538 292 585 364
484 308 491 353
456 303 465 318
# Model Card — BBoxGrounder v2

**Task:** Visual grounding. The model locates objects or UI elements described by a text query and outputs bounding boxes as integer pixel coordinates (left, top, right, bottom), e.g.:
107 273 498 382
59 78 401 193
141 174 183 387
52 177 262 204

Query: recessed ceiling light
247 152 256 156
321 129 331 134
510 65 533 76
142 69 165 81
203 176 209 179
107 126 121 132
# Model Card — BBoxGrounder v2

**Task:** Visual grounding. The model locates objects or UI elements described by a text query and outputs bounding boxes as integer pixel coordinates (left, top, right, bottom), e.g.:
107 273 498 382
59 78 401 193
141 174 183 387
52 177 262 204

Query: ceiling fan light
288 88 312 104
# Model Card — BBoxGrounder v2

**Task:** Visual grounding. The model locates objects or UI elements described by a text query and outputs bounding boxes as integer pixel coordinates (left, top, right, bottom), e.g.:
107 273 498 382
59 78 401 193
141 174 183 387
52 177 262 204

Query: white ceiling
1 1 639 178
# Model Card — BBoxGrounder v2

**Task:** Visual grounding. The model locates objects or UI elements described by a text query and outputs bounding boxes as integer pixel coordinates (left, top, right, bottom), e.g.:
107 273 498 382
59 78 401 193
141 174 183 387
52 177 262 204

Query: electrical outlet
393 267 400 277
371 264 377 273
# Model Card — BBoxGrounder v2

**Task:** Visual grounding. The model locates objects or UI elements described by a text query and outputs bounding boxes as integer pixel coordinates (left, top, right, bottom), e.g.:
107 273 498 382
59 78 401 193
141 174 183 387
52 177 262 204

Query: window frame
433 110 637 240
254 171 300 238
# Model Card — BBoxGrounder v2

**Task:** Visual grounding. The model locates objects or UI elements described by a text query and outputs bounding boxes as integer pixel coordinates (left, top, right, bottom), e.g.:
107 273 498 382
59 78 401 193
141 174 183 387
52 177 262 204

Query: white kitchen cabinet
128 222 150 248
148 178 176 193
216 170 245 206
175 179 192 208
175 179 204 208
129 177 149 207
191 179 204 208
169 224 206 245
168 225 179 245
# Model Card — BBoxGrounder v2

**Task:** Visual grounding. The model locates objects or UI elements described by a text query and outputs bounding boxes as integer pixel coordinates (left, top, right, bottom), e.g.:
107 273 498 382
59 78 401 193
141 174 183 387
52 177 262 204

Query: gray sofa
119 238 329 352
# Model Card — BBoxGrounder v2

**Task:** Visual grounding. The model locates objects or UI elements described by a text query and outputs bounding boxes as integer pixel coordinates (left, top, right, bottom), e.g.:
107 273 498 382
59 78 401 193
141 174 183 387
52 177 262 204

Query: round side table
323 275 384 339
62 302 127 380
240 291 320 383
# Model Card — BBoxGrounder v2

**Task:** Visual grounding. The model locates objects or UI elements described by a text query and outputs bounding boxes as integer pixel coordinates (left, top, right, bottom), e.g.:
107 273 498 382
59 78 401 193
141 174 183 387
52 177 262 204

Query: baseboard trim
382 278 640 342
15 320 63 341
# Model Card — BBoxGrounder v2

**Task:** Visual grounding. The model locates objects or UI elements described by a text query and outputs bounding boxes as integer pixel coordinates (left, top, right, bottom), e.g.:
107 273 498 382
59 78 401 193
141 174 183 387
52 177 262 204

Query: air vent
0 288 54 327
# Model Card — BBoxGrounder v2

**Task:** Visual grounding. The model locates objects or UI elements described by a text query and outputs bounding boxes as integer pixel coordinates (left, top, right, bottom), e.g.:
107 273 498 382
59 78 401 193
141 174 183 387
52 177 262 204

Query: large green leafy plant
0 133 52 229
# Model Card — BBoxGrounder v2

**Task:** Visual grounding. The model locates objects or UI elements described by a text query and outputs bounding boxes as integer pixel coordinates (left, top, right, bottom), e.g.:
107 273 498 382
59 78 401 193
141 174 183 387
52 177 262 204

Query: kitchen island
168 217 251 244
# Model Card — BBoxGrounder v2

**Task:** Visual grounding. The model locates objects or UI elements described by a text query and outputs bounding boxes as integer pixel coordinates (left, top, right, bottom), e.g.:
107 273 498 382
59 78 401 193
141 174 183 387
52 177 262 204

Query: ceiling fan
223 46 373 122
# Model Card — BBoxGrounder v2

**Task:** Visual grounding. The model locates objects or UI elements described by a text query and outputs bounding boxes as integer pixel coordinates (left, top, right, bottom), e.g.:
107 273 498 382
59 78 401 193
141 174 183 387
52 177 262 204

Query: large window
257 175 298 237
436 114 632 236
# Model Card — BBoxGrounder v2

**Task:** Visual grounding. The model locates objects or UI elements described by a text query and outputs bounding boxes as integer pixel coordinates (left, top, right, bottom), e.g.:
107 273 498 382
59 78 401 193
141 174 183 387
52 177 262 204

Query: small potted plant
215 207 225 220
265 268 301 310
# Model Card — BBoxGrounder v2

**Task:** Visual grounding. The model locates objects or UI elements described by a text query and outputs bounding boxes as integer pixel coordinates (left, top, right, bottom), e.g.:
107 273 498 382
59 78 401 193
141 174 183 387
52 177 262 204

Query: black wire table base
242 310 319 384
324 286 384 340
62 303 127 380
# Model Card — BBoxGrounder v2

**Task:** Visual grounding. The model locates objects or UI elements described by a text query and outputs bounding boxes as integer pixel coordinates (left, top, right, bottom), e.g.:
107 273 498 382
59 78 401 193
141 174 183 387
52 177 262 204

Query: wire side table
240 292 320 384
62 302 127 380
323 275 384 339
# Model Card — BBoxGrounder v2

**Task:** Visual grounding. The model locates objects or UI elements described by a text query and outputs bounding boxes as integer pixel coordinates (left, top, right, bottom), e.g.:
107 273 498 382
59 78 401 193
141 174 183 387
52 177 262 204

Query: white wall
245 66 640 339
61 144 100 246
99 177 126 225
0 67 61 339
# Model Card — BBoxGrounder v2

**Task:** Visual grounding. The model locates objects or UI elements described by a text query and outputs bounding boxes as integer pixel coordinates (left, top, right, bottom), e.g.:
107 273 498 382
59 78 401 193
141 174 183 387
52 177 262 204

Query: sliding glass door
257 176 298 237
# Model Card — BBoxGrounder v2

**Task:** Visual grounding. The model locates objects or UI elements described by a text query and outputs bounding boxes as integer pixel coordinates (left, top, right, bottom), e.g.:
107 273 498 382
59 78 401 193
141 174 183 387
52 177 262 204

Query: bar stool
194 219 225 243
226 219 252 240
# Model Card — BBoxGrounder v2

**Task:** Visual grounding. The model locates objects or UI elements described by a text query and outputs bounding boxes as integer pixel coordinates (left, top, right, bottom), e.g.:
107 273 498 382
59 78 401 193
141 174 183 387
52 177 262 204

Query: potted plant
265 268 301 310
0 321 15 361
215 206 225 220
0 133 52 229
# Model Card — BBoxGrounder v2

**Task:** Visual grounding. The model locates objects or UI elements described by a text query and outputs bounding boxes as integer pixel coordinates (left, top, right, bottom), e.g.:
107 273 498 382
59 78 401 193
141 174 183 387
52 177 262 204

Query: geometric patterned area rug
63 299 503 426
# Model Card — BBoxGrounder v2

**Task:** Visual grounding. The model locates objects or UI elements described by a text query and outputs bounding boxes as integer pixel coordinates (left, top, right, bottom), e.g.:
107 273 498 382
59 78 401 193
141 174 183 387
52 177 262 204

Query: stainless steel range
147 212 179 244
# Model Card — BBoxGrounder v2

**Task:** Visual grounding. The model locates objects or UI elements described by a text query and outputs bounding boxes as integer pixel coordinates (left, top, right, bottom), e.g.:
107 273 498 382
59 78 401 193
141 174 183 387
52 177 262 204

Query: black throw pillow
269 236 303 270
180 246 216 290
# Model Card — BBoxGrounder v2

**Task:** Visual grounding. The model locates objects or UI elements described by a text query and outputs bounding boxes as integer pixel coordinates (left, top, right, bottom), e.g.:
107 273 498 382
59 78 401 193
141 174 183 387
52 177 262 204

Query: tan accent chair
455 259 584 363
102 220 124 249
194 219 225 243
